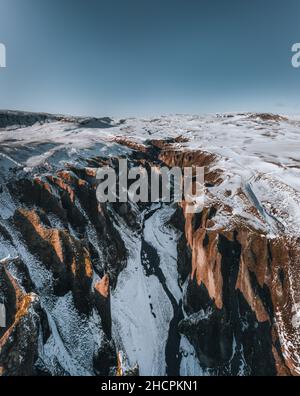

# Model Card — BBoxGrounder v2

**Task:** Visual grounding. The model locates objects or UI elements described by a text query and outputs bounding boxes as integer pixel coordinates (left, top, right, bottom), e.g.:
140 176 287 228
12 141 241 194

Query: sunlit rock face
0 111 300 376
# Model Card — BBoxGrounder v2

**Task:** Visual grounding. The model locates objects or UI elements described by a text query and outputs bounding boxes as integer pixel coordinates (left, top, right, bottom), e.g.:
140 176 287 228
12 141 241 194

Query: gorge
0 111 300 376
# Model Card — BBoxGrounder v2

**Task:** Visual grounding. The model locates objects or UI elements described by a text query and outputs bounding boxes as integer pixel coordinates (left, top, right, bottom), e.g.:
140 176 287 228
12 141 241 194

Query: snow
0 217 106 376
0 192 106 376
0 187 16 220
1 111 300 375
292 303 300 329
179 335 208 376
1 112 299 238
38 293 104 376
111 210 174 375
143 205 182 302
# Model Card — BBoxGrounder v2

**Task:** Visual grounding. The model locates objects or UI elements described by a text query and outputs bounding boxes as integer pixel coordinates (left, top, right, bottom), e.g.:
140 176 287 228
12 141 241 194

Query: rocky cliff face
0 111 300 376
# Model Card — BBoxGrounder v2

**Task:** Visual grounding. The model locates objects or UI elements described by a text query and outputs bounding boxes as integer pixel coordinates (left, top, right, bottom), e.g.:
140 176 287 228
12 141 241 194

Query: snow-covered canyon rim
0 110 300 376
1 111 300 236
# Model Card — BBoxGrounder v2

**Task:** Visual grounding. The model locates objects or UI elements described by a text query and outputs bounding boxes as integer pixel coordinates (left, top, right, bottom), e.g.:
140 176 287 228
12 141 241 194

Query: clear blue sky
0 0 300 117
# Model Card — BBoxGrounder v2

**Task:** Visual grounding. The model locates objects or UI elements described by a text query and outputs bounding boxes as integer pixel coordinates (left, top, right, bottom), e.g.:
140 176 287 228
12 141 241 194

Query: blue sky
0 0 300 117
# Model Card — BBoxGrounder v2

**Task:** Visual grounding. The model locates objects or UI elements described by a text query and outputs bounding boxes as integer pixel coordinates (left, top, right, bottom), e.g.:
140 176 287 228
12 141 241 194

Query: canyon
0 111 300 376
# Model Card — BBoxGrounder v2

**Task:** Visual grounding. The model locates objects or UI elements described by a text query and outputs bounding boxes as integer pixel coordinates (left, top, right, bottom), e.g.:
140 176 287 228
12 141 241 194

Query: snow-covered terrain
1 112 300 236
1 111 300 376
